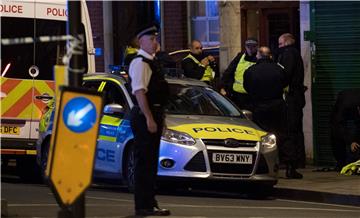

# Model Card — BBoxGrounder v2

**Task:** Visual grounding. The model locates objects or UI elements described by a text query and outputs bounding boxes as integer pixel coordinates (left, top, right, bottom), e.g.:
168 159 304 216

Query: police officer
181 40 216 84
128 24 170 216
277 33 307 169
330 89 360 170
220 38 258 110
243 46 302 179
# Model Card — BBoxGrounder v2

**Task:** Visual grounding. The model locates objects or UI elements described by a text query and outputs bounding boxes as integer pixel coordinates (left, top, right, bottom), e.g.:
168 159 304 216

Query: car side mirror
103 103 125 117
241 110 253 120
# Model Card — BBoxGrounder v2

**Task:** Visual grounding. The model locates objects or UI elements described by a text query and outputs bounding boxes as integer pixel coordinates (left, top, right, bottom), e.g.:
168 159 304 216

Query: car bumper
157 139 278 183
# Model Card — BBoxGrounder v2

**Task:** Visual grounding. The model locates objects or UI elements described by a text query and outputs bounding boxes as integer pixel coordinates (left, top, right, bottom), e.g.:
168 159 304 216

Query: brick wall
163 1 188 52
86 1 104 72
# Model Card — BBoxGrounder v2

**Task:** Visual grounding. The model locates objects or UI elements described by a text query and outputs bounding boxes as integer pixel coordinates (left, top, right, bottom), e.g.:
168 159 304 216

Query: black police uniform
129 55 169 213
330 89 360 169
277 45 306 168
243 58 289 157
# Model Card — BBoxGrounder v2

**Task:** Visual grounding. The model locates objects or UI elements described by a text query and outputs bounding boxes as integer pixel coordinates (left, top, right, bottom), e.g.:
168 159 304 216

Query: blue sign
63 97 97 133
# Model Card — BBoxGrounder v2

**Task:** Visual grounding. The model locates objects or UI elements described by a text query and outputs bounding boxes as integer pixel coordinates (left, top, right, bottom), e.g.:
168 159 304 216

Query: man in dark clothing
243 46 302 179
330 89 360 169
128 24 170 216
181 40 216 84
277 33 307 168
220 38 258 110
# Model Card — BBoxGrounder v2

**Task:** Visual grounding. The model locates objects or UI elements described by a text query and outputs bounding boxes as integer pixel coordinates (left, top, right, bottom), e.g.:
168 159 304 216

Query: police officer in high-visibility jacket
128 24 170 216
220 38 258 110
181 40 216 85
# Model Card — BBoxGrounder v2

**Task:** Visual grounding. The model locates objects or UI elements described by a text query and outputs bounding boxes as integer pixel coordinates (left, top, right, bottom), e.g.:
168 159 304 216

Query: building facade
86 1 360 166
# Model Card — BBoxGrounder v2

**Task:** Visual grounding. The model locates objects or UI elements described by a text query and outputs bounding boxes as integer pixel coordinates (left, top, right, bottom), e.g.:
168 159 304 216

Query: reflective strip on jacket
183 54 214 82
233 54 255 93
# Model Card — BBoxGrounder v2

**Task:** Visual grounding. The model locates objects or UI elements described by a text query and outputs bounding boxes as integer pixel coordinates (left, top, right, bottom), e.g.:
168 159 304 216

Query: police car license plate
212 153 252 164
0 126 20 135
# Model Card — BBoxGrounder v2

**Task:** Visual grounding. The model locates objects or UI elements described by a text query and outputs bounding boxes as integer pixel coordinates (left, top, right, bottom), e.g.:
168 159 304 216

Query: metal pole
58 1 85 217
68 0 85 87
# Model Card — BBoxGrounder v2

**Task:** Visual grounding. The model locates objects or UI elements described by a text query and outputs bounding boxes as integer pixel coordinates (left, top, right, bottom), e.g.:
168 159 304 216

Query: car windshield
165 84 243 117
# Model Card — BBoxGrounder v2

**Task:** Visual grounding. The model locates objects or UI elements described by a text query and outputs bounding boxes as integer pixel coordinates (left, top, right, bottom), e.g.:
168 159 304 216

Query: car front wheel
40 139 50 184
124 144 135 192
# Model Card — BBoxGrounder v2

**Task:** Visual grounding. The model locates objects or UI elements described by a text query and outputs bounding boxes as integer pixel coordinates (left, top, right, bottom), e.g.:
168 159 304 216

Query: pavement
274 166 360 206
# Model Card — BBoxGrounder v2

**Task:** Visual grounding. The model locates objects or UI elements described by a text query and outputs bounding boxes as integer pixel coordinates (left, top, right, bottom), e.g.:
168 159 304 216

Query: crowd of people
177 34 306 179
125 23 359 215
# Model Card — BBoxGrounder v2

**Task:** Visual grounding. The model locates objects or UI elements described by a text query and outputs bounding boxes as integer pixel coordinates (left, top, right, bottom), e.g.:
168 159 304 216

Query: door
311 1 360 165
261 8 300 52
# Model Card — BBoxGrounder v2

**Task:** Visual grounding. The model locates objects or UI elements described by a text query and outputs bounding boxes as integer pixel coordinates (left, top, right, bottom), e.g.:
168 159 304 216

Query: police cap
245 37 258 46
136 23 159 39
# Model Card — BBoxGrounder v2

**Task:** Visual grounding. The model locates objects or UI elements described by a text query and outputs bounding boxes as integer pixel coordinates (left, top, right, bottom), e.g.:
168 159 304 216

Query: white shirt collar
138 49 154 60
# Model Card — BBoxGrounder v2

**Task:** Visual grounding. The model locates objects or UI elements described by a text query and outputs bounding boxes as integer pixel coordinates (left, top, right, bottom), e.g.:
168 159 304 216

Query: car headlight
162 128 196 146
261 133 277 150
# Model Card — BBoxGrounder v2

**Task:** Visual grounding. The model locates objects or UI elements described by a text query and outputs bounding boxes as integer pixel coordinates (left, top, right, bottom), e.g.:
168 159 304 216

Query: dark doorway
262 8 300 52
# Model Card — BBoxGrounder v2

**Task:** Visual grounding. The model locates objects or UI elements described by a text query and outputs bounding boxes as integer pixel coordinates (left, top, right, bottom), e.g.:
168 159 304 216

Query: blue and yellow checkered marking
98 115 133 143
99 115 122 142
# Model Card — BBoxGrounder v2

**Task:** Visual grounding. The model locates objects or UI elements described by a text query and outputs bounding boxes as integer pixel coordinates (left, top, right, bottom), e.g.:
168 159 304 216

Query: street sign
45 65 68 178
49 86 103 206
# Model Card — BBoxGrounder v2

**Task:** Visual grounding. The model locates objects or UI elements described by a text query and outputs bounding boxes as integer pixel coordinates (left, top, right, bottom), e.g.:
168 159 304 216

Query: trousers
130 106 164 210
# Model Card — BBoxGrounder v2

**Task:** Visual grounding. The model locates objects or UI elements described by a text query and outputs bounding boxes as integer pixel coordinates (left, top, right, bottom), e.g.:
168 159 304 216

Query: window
165 84 242 117
1 18 87 80
102 81 129 112
83 81 102 91
190 1 219 46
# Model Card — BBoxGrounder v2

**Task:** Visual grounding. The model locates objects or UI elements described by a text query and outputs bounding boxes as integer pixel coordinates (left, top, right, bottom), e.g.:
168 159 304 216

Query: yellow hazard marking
101 115 122 126
34 80 54 95
1 77 7 85
1 80 33 114
169 123 267 141
17 103 33 119
98 81 106 92
26 150 37 155
99 135 116 142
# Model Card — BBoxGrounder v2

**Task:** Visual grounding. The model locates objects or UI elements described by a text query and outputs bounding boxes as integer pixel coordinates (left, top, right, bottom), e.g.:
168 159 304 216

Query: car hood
165 115 267 141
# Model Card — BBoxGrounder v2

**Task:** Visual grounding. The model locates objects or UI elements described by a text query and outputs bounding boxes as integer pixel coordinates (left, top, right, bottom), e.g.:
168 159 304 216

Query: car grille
202 139 257 148
207 150 256 175
184 151 206 172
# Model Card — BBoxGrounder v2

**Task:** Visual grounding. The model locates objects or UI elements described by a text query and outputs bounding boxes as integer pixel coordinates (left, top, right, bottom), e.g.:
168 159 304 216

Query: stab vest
233 54 255 93
129 55 169 110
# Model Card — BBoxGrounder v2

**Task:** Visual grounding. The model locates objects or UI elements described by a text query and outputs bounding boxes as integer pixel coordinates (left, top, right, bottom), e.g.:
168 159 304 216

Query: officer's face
139 34 158 55
190 41 203 55
278 37 286 48
245 44 258 56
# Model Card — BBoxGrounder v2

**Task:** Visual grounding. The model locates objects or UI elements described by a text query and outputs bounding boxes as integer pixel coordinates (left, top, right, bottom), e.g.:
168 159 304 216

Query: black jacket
243 58 287 103
276 45 305 95
221 52 257 92
331 89 360 146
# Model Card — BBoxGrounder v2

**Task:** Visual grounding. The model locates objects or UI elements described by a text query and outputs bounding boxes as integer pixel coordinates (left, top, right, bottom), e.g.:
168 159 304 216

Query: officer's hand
207 55 215 62
201 58 209 66
147 118 158 133
350 142 360 152
220 88 227 96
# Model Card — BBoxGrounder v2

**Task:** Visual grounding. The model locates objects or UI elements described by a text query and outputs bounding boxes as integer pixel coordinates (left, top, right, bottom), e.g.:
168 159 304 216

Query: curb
274 187 360 207
1 199 8 217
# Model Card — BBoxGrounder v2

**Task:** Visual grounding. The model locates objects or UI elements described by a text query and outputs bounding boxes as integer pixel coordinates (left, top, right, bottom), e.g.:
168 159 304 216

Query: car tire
40 139 50 185
17 157 41 183
123 143 135 192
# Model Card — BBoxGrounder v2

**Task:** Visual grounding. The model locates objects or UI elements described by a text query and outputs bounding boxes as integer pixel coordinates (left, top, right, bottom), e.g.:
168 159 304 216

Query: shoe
286 164 303 179
135 207 171 216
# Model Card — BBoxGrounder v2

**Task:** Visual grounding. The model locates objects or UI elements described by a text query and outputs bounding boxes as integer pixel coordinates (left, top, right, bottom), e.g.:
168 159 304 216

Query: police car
36 73 278 189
